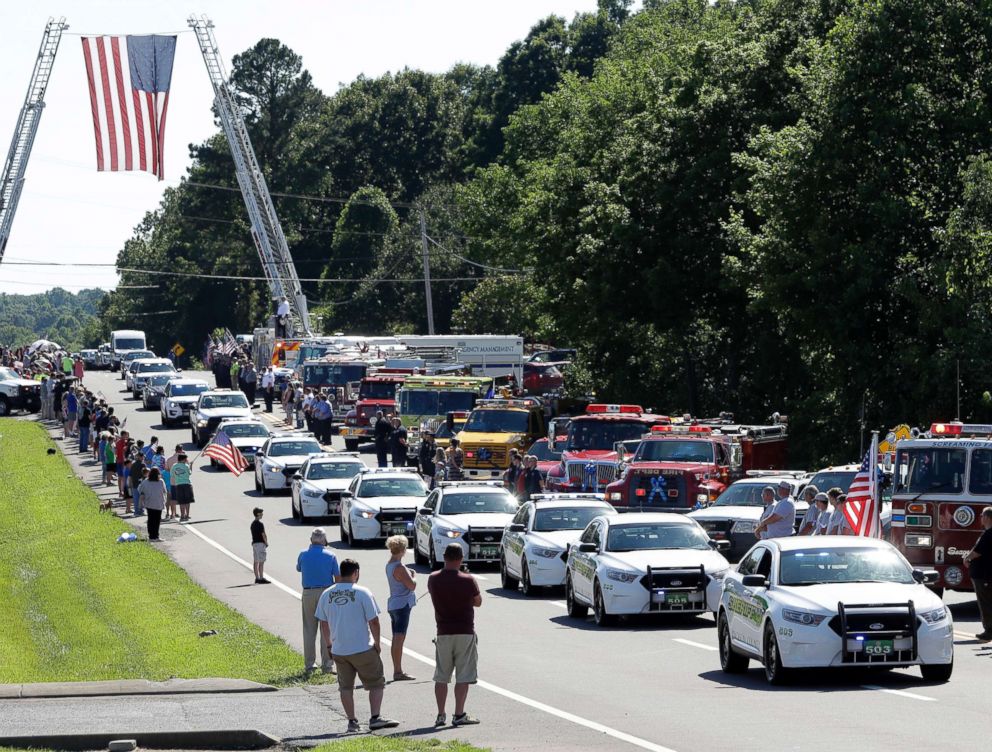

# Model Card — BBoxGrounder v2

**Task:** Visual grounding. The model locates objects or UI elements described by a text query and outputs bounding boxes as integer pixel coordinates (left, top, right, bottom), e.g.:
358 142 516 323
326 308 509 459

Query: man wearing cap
755 480 796 539
297 528 341 674
796 485 821 535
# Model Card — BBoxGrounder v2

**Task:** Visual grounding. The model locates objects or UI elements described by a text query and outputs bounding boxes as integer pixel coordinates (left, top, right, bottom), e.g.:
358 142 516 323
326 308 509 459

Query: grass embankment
0 419 321 686
313 740 490 752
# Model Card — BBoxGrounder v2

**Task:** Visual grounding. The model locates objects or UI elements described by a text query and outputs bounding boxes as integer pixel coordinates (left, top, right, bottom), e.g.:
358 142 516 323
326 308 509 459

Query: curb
0 678 278 700
0 729 280 750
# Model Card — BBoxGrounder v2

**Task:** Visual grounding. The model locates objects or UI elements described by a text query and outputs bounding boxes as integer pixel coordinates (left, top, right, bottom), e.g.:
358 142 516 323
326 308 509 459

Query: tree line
93 0 992 466
0 288 103 352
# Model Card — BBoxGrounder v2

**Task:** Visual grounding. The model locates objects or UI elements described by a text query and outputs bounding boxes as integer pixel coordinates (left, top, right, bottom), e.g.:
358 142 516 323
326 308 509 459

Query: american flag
843 432 881 537
203 430 248 476
80 35 177 181
220 329 239 357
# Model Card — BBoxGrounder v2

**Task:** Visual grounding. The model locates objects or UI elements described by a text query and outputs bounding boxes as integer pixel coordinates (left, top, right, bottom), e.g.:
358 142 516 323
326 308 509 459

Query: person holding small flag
171 453 195 522
204 429 249 476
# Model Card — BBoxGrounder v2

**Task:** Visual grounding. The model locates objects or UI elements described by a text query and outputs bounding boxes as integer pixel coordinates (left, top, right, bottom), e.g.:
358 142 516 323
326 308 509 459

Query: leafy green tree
451 275 552 341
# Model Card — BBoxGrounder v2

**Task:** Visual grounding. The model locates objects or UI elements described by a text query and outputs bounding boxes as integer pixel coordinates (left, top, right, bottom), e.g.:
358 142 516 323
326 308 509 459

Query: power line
426 235 524 273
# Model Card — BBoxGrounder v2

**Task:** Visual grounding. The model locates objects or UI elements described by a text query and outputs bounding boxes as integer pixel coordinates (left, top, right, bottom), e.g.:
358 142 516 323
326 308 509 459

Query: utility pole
419 207 435 335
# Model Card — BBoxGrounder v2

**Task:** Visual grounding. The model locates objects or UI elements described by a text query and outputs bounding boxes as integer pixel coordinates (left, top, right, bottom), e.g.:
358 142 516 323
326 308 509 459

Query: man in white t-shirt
276 297 291 337
260 367 275 413
316 559 399 734
755 480 796 539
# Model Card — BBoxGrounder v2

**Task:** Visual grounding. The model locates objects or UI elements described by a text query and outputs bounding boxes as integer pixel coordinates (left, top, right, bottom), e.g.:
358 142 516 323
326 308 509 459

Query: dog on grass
98 499 114 513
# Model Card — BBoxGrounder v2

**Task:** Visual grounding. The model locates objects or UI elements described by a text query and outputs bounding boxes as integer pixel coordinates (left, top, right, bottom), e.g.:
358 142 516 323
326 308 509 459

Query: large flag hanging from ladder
80 35 176 181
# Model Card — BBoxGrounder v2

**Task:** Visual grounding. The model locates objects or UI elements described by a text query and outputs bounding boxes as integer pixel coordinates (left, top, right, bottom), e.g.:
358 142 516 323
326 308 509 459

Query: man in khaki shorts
428 543 482 727
315 559 399 734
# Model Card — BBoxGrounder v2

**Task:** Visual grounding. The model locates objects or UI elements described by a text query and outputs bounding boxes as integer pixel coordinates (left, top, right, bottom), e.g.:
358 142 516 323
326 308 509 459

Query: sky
0 0 601 296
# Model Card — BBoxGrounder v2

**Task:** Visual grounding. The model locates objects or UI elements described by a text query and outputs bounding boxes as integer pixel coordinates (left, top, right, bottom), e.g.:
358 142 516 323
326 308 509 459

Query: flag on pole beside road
203 430 248 476
843 432 881 537
80 35 177 180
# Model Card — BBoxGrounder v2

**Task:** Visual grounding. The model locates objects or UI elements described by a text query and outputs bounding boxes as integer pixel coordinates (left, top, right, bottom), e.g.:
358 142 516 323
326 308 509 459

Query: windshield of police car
714 482 776 507
779 547 914 586
635 440 715 463
567 420 648 451
147 375 174 387
607 523 710 551
895 447 966 494
137 362 176 374
200 394 249 409
439 492 517 515
463 409 529 433
221 423 269 438
269 440 322 457
534 506 608 531
358 477 427 498
308 462 364 480
171 383 208 397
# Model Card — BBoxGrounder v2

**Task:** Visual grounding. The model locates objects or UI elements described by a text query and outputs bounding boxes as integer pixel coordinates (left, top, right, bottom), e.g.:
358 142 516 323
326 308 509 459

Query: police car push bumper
348 504 417 541
163 398 197 421
597 567 723 615
431 528 503 564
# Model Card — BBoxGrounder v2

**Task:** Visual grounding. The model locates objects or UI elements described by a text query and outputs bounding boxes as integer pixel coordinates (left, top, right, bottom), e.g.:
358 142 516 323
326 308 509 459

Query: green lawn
0 419 326 686
313 739 489 752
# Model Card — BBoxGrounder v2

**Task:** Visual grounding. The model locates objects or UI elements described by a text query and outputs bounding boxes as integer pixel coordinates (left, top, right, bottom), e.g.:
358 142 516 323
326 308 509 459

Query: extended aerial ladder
0 17 67 261
188 14 312 336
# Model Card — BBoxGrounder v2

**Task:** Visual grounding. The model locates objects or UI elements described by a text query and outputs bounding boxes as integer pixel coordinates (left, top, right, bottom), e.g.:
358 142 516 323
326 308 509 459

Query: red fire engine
544 404 672 493
604 418 788 511
339 373 410 451
890 422 992 595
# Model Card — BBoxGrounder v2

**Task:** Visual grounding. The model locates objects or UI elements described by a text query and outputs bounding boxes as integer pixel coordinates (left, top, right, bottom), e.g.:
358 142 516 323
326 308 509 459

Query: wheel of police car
921 661 954 682
565 575 588 619
520 561 537 597
500 555 519 591
593 582 617 627
763 622 792 685
718 612 749 674
291 496 300 521
414 540 427 566
0 397 9 417
339 516 350 546
429 540 441 571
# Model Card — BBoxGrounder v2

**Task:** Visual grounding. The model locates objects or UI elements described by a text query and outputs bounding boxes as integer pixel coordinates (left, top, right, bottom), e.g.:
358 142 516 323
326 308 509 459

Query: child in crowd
122 458 134 515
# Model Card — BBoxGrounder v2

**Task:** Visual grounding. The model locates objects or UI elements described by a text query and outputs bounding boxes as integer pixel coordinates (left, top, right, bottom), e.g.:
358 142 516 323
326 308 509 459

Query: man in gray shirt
755 480 796 539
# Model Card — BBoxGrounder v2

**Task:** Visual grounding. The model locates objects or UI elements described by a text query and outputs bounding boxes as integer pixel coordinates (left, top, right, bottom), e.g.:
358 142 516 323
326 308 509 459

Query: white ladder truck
188 15 313 337
0 17 67 262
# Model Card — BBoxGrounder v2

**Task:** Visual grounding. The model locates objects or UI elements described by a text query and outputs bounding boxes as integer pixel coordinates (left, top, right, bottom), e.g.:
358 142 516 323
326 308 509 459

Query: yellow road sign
171 342 185 357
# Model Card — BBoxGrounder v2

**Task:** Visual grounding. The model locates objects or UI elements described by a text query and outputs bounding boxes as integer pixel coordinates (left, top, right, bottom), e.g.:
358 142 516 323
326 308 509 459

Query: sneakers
346 718 360 733
434 713 446 727
392 672 416 681
368 715 399 730
976 631 992 642
452 713 480 726
255 578 271 584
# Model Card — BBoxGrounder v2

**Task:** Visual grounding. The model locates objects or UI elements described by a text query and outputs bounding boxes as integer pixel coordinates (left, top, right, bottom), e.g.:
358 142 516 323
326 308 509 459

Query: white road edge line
861 685 937 702
673 638 718 652
181 523 680 752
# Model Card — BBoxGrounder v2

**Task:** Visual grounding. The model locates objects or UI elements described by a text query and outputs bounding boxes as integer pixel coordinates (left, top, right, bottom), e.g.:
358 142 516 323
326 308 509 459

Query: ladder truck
188 15 312 337
0 17 67 261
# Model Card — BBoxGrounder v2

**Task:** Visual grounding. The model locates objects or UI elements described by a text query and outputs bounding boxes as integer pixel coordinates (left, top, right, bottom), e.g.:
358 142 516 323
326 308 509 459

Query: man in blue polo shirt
311 394 333 445
297 527 340 673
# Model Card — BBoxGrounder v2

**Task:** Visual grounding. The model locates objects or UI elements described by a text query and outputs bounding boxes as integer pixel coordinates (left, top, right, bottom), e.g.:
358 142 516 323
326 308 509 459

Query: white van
110 329 147 369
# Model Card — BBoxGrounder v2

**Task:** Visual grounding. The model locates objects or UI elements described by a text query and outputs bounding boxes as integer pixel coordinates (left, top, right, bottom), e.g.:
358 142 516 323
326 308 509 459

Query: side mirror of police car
292 472 302 481
577 542 598 553
509 523 525 533
709 539 731 552
741 574 767 588
419 506 432 515
341 490 353 498
913 568 939 585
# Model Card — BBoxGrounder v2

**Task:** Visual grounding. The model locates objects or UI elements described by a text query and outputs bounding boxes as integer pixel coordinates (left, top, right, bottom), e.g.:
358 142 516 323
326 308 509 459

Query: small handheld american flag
203 430 248 476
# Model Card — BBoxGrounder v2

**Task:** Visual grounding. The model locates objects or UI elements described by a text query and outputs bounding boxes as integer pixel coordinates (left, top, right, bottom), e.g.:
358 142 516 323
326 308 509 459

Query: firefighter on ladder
276 296 291 338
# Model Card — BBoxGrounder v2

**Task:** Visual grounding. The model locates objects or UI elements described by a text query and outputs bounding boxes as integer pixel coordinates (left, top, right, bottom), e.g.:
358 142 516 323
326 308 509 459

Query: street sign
171 342 185 356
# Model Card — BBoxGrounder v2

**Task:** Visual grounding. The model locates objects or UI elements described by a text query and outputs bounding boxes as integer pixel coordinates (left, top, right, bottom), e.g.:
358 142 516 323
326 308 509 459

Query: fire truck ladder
188 15 312 336
0 17 68 262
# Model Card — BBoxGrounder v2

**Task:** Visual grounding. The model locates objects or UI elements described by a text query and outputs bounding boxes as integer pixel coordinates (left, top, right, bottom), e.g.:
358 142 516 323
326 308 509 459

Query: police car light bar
437 480 505 488
530 493 605 502
359 467 419 474
585 404 643 415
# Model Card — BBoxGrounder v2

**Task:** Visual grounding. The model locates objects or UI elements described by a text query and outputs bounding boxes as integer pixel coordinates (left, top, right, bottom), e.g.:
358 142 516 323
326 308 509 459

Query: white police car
500 493 616 595
340 468 428 545
565 512 731 627
291 452 365 522
253 433 324 494
718 536 953 684
191 389 254 447
130 358 178 400
160 378 209 426
413 482 519 569
214 418 271 468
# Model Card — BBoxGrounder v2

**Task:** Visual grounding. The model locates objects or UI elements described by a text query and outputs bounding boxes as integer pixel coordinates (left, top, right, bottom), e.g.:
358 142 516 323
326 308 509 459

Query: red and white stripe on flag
843 433 882 537
203 431 249 477
80 36 170 180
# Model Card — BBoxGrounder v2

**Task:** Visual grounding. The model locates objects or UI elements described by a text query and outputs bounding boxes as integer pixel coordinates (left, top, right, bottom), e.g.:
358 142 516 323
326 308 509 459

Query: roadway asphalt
29 369 992 751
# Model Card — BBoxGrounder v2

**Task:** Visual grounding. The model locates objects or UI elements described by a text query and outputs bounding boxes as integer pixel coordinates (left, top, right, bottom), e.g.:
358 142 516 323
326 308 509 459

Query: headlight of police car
196 418 209 427
782 608 828 626
605 569 638 584
731 520 757 533
531 546 562 559
358 510 377 519
303 488 324 498
436 526 463 539
263 462 281 473
919 606 948 624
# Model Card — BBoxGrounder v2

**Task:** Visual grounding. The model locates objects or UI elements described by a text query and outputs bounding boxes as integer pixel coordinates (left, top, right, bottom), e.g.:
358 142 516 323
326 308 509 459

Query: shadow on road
549 611 716 633
698 665 947 691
